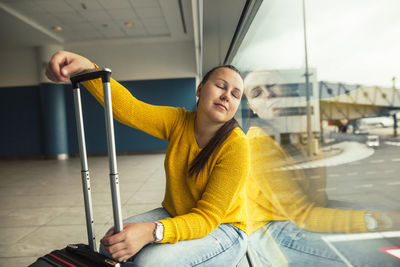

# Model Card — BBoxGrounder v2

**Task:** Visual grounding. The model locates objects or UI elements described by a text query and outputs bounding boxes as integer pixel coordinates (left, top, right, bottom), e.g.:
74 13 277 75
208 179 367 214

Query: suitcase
30 68 124 267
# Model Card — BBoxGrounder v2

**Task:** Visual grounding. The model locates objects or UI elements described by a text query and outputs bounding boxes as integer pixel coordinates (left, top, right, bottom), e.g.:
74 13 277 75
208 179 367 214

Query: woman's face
196 68 244 124
244 83 283 119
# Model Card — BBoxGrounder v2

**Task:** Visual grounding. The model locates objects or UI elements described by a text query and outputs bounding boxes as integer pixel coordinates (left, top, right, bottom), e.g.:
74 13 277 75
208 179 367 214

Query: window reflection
232 0 400 265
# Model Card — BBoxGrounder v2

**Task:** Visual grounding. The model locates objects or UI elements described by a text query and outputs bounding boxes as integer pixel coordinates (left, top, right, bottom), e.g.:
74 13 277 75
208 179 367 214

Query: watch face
155 222 164 242
156 232 161 240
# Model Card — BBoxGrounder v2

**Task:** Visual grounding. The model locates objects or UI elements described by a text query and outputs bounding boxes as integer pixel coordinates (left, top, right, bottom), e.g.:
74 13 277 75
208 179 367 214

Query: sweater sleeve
248 127 367 233
158 132 250 243
81 75 183 141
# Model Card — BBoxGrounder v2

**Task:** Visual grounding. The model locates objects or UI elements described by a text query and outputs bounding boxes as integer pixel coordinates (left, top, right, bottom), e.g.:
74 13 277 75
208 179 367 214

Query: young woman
46 51 250 266
243 70 400 266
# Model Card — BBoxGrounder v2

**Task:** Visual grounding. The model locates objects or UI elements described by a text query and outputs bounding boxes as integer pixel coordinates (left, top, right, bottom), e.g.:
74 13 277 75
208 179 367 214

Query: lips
214 103 227 111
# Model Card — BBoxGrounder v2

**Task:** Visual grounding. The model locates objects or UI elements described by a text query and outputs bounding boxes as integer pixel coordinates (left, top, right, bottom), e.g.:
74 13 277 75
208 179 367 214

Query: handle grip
70 68 111 89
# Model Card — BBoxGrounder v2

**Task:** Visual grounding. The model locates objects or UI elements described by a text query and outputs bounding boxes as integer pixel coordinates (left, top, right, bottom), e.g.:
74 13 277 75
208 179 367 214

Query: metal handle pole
72 87 97 252
70 68 123 238
102 81 123 233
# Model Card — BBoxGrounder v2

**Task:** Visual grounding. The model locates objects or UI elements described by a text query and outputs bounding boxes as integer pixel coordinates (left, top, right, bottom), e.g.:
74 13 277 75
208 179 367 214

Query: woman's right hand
46 50 94 83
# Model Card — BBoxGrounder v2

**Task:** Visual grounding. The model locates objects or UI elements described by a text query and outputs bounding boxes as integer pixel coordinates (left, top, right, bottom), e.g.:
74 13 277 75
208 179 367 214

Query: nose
220 91 230 102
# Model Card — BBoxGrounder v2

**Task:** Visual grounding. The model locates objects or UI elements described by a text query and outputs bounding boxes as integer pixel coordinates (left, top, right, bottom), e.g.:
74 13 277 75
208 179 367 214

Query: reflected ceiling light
124 22 134 27
51 26 63 31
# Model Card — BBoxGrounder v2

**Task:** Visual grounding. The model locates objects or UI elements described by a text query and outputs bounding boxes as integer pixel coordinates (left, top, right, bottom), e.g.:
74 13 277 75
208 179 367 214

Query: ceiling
0 0 194 48
0 0 247 77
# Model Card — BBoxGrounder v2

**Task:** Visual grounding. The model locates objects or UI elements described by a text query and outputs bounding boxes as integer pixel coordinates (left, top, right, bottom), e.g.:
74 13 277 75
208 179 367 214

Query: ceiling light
124 22 134 27
51 26 63 31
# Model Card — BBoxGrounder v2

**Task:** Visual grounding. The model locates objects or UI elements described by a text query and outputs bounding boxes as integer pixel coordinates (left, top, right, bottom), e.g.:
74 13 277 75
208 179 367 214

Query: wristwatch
153 221 164 242
365 212 378 231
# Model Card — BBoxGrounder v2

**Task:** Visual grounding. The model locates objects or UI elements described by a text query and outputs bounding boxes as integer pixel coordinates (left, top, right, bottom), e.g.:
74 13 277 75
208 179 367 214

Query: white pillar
37 45 69 160
37 45 63 83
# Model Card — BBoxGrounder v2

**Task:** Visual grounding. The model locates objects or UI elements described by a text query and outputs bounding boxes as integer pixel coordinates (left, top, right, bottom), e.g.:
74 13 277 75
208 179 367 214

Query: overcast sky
232 0 400 87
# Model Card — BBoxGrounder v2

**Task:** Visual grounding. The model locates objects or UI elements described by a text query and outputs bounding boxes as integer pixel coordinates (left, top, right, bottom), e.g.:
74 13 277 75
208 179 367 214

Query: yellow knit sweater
82 77 250 244
246 127 367 235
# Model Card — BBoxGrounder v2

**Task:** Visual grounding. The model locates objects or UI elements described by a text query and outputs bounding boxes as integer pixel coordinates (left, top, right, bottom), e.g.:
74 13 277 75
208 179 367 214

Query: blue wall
0 78 196 157
40 83 69 155
0 85 43 156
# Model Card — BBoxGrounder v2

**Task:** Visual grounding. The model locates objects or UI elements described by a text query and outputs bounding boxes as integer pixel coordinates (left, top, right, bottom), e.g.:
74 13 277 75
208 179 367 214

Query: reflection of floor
0 153 166 266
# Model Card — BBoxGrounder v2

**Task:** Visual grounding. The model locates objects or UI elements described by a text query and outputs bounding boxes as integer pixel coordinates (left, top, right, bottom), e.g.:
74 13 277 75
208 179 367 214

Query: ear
196 83 203 98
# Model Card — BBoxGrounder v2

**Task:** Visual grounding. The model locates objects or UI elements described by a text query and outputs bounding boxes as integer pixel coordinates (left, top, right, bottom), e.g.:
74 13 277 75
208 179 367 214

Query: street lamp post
302 0 313 157
392 77 398 137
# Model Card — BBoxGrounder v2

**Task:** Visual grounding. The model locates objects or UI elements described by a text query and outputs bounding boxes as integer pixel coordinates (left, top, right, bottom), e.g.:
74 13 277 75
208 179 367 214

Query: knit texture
82 77 250 243
246 127 367 234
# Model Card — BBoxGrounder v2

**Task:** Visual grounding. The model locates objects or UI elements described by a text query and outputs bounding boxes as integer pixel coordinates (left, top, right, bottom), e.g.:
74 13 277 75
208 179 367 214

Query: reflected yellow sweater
246 127 367 235
82 77 250 243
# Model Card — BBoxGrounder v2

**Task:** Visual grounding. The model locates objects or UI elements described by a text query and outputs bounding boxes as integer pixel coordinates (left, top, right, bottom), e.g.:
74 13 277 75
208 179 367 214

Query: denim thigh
248 200 393 267
131 223 247 267
100 208 248 266
248 221 345 267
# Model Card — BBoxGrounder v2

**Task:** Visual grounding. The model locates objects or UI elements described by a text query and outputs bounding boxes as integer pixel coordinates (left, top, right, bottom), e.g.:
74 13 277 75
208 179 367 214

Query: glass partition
232 0 400 266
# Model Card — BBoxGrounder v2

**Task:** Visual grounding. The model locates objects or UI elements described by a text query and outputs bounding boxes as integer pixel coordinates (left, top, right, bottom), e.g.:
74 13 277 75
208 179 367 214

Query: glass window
233 0 400 266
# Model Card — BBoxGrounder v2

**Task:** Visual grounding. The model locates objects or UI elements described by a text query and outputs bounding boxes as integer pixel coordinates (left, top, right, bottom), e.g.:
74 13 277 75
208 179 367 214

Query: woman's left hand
100 222 156 262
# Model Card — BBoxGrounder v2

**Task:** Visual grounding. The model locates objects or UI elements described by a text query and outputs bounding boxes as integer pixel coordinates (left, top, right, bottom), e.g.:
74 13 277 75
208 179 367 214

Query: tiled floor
0 153 166 266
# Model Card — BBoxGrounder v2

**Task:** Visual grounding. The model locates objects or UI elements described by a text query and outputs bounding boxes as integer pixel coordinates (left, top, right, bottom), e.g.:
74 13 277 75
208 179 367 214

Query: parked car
357 116 394 128
366 135 380 147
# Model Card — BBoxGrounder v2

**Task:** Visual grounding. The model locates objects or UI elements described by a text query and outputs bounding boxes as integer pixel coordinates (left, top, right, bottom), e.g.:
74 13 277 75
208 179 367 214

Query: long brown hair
189 65 243 177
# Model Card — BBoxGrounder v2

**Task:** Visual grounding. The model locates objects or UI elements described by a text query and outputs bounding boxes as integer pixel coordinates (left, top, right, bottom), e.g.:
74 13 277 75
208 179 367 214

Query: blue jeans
248 201 393 267
248 221 345 267
100 207 248 266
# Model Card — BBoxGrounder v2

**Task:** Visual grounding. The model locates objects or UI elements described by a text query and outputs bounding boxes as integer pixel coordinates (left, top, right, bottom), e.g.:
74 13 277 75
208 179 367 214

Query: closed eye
232 92 240 99
216 83 225 89
250 86 263 98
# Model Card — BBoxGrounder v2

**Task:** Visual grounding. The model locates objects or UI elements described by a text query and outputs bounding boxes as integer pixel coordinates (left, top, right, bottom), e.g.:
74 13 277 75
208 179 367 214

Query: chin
207 111 226 122
214 118 228 124
210 115 229 124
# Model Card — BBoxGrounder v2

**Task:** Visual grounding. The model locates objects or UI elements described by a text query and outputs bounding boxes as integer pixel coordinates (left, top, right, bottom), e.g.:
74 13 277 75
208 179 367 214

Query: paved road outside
290 134 400 209
325 140 400 209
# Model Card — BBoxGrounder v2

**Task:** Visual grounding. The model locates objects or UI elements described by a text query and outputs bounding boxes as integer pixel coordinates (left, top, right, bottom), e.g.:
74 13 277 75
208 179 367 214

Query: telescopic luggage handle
70 68 123 253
